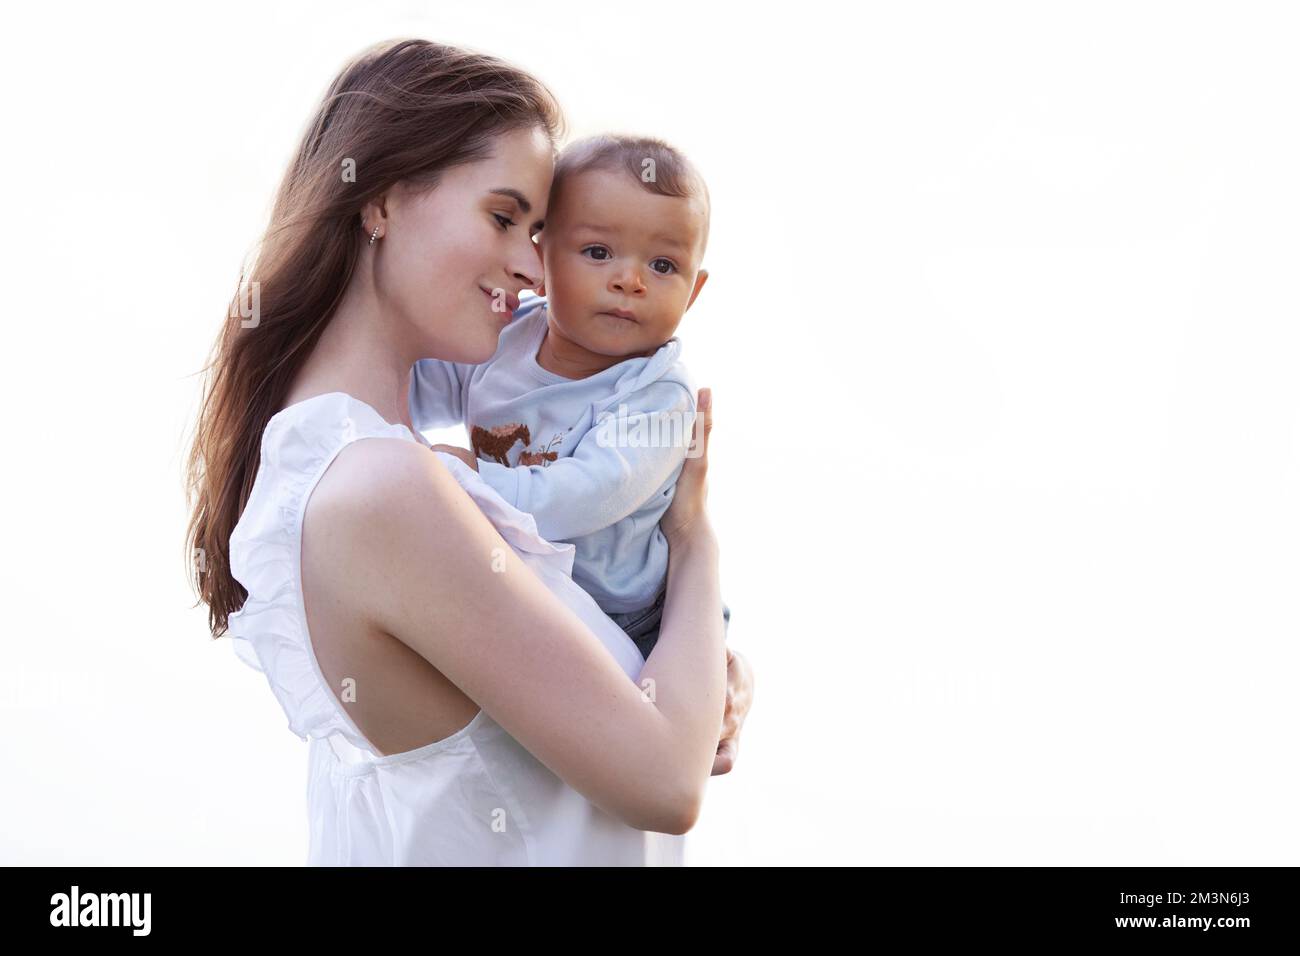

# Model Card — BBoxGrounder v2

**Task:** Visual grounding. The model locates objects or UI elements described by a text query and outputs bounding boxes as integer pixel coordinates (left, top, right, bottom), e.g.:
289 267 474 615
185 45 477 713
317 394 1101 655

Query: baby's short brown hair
547 133 711 255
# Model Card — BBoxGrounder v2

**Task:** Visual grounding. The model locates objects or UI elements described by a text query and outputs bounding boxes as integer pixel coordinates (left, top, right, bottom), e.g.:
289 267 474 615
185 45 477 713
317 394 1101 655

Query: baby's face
538 167 708 360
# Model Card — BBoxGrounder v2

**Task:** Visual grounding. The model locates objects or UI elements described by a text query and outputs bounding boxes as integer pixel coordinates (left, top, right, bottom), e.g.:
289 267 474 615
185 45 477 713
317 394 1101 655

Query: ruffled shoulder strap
227 392 422 752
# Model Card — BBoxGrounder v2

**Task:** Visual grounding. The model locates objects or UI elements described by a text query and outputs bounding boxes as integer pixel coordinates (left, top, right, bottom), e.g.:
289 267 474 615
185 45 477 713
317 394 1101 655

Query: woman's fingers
710 648 753 775
662 387 715 544
713 651 748 776
684 387 711 472
729 649 754 725
696 386 712 456
711 735 738 775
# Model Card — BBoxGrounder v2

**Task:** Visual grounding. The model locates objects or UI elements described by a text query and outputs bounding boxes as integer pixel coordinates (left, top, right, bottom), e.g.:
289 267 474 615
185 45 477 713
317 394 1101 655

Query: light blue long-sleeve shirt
409 293 698 614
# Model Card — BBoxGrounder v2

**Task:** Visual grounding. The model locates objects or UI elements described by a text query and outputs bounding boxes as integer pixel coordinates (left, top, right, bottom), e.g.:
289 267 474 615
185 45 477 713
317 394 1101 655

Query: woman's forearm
640 523 727 798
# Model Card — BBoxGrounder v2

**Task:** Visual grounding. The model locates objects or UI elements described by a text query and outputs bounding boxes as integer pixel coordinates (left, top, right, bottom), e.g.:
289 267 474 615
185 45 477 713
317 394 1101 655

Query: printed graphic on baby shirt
471 424 570 467
471 423 530 465
519 432 565 466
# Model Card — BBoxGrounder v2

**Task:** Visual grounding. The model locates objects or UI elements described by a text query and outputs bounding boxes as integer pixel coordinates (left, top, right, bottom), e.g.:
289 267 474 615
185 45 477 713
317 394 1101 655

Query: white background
1 0 1297 864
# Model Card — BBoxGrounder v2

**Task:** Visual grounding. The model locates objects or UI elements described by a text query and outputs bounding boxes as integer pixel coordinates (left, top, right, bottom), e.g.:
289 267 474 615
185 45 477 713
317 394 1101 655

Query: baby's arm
408 358 468 432
476 381 695 542
430 443 479 471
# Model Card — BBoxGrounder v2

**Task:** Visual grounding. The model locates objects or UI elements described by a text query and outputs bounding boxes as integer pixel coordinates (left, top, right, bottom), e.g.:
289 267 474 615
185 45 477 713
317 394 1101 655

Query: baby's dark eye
493 213 516 231
582 245 611 261
650 258 677 275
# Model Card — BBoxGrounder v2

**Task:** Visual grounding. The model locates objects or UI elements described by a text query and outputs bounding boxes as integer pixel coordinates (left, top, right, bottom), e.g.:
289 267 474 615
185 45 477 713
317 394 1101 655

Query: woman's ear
684 268 709 311
360 193 392 240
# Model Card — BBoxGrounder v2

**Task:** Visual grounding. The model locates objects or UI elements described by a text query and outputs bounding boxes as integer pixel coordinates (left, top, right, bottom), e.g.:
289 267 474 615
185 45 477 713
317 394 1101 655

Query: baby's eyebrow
650 233 689 252
573 222 689 252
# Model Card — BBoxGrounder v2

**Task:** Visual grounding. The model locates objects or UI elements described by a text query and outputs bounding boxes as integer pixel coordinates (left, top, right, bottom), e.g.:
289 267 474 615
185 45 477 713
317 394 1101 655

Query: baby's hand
430 444 479 472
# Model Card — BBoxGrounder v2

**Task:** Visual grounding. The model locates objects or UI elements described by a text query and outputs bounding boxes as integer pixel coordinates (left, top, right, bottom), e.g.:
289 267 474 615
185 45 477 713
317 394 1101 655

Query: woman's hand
662 387 714 547
711 645 754 775
661 388 751 774
431 444 479 472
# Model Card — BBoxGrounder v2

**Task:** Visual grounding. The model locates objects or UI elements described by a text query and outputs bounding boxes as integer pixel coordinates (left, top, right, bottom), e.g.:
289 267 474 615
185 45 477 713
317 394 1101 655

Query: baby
408 133 730 660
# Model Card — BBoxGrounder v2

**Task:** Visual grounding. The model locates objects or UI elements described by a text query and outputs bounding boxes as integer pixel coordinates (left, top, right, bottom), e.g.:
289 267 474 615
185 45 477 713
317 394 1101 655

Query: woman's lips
481 287 519 318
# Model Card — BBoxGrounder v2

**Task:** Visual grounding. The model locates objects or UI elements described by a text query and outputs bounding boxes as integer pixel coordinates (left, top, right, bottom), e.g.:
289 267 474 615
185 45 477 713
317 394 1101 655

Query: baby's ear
535 237 547 296
685 268 709 311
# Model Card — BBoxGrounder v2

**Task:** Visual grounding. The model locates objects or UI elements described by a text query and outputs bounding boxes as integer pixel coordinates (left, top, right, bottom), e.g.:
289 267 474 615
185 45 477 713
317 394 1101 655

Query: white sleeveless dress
226 391 686 865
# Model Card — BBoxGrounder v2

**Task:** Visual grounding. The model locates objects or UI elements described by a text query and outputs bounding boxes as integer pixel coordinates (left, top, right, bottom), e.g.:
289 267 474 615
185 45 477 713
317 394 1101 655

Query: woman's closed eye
493 213 517 230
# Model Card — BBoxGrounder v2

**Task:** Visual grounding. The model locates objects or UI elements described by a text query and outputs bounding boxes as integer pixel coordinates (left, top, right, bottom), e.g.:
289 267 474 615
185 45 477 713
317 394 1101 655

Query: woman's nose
510 243 544 289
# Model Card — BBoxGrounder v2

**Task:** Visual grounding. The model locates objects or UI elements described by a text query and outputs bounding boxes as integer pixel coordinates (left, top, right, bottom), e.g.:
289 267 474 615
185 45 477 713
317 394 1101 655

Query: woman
185 38 753 865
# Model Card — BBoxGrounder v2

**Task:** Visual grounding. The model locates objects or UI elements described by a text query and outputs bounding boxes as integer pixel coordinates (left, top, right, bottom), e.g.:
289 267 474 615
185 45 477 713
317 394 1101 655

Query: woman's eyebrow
489 187 532 214
489 187 544 230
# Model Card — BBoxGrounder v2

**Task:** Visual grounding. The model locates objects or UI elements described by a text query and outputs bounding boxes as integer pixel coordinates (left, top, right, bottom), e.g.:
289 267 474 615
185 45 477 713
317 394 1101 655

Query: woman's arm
310 391 725 834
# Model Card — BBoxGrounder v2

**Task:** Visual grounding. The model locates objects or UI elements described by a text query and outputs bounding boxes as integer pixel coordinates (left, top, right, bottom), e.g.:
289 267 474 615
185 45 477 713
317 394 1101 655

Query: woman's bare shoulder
301 435 480 630
302 436 476 592
310 436 462 521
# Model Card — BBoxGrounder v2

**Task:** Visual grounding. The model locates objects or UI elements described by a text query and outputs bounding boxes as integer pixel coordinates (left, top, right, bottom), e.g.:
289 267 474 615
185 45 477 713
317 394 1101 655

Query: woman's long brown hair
185 38 564 636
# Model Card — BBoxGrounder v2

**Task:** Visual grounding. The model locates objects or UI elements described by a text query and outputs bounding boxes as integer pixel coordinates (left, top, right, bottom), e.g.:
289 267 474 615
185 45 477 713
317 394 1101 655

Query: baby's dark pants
606 583 733 661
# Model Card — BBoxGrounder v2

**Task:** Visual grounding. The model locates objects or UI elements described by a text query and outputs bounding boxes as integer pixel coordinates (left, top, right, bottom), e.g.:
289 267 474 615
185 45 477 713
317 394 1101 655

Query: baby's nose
612 271 646 294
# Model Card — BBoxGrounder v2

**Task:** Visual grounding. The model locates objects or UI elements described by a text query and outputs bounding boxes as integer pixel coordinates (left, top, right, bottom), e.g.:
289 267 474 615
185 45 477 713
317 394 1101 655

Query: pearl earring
369 225 380 245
